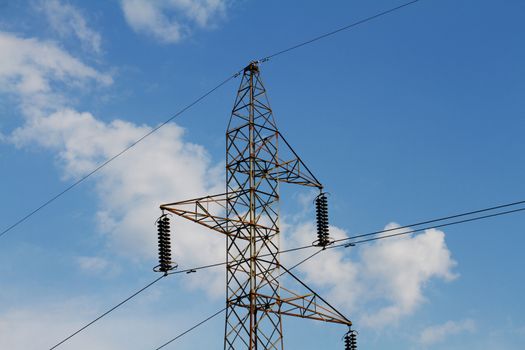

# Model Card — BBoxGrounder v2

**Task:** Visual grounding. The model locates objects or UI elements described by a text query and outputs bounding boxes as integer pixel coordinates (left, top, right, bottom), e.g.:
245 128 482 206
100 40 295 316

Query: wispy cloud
0 31 111 115
120 0 227 43
1 27 224 297
0 296 210 349
1 23 459 329
9 108 226 296
76 256 122 277
419 319 476 346
37 0 103 54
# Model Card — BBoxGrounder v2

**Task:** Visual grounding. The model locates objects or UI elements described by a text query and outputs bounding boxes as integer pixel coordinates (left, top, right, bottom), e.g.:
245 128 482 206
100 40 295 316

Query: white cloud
120 0 227 43
0 28 224 297
76 256 122 277
77 256 110 272
419 319 476 346
359 224 458 327
283 218 457 328
282 222 362 312
0 296 216 350
9 108 226 296
0 26 459 325
38 0 103 54
0 31 111 115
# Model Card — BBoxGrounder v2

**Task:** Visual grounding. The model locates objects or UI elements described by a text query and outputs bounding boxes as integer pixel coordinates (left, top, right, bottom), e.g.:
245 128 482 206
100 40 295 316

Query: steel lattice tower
160 62 352 350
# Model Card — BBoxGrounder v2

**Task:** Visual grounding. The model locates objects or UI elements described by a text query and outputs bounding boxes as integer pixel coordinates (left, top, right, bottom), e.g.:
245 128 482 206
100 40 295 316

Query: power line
337 206 525 247
0 73 239 240
154 307 227 350
333 199 525 244
7 0 516 344
154 250 325 350
48 275 165 350
152 205 525 348
1 0 425 240
47 249 324 349
275 201 525 256
259 0 422 61
48 250 325 350
47 203 525 349
171 200 525 274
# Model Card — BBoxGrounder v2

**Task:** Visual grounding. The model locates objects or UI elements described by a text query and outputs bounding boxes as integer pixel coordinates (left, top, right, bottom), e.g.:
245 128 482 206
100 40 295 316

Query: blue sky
0 0 524 349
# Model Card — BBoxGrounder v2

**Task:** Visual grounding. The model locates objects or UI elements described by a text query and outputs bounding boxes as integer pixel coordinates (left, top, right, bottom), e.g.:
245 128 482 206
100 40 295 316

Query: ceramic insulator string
156 214 173 273
344 330 357 350
315 193 330 247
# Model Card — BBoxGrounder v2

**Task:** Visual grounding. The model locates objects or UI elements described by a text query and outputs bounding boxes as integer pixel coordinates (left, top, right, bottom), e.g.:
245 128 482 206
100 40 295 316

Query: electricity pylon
159 61 351 349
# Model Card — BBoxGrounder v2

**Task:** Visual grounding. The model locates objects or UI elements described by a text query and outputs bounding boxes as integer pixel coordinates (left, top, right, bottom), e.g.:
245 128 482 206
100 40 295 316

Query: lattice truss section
160 62 351 350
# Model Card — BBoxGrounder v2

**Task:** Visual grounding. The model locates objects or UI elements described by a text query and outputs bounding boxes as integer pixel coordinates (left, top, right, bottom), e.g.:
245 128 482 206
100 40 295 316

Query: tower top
243 61 259 74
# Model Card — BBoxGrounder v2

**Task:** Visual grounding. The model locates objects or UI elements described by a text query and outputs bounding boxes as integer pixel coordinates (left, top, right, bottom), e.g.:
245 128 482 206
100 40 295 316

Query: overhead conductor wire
27 1 436 346
0 72 240 240
154 307 227 350
23 0 519 347
48 275 165 350
286 199 525 254
153 248 326 349
152 201 525 348
259 0 422 62
0 0 424 240
48 200 525 349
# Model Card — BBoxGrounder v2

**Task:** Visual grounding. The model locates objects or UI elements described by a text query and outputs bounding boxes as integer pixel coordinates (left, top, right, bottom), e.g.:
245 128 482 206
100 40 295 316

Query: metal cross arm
269 131 323 189
226 127 323 189
254 258 352 327
157 61 346 349
252 291 351 326
160 190 279 239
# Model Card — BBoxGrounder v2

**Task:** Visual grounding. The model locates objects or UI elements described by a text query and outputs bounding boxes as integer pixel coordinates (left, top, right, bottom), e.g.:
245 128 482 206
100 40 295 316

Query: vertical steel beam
224 62 283 350
161 61 352 350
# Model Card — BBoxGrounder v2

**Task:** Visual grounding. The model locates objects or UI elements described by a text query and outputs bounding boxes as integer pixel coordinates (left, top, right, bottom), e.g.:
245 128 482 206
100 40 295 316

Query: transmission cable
48 275 166 350
259 0 422 62
332 199 525 244
0 73 239 240
1 0 425 240
47 203 525 349
154 306 227 350
153 249 324 349
171 201 525 274
336 206 525 248
152 204 525 348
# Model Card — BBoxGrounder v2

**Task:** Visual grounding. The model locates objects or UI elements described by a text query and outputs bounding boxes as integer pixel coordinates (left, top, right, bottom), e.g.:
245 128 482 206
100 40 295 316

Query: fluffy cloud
5 102 459 318
419 319 476 346
9 108 226 295
1 28 225 295
1 24 458 328
120 0 227 43
359 224 458 327
38 0 103 54
0 31 111 115
283 220 457 328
